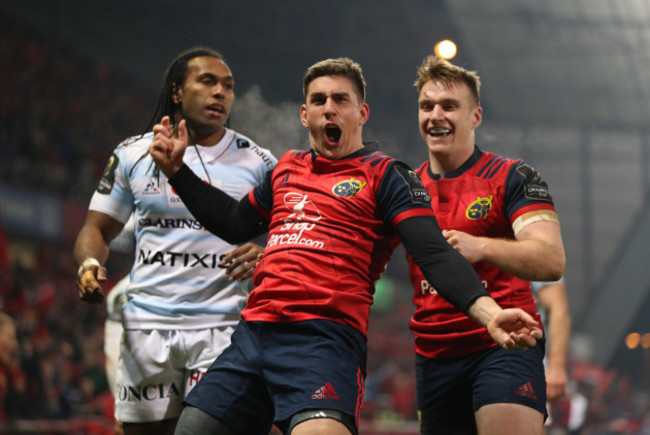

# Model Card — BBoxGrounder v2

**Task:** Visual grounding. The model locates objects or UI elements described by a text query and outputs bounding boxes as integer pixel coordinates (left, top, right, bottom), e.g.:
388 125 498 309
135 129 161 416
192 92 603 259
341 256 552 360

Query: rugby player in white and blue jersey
73 47 277 435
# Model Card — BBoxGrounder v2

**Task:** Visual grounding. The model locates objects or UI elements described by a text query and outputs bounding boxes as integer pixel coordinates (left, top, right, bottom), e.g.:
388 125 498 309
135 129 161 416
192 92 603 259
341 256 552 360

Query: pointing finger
177 119 188 144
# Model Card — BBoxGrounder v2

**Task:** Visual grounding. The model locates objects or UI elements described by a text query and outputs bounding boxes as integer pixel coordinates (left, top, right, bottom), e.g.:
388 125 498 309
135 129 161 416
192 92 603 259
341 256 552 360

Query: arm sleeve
504 161 554 219
397 215 490 313
168 164 269 243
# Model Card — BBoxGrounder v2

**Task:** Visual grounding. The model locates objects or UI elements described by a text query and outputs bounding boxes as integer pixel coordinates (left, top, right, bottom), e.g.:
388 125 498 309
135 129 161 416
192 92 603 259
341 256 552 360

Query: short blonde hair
414 55 481 106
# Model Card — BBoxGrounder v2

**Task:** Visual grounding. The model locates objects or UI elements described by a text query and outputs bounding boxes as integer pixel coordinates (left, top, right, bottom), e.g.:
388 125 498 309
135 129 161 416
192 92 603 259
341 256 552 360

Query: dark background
1 0 649 429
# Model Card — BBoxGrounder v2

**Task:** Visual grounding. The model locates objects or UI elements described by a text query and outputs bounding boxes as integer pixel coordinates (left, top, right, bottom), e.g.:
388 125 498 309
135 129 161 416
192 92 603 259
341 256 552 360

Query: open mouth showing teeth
428 127 450 137
325 126 342 142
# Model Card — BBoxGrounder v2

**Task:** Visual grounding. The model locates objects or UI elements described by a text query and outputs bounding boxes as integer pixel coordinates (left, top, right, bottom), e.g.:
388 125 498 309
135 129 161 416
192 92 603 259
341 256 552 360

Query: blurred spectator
0 19 153 201
565 381 588 435
0 312 17 368
0 311 23 422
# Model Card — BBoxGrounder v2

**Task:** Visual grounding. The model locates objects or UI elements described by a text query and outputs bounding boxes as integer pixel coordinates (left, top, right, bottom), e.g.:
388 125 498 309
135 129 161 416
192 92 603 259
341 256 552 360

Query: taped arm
73 210 124 303
168 164 269 244
471 216 565 281
497 162 565 280
74 211 124 268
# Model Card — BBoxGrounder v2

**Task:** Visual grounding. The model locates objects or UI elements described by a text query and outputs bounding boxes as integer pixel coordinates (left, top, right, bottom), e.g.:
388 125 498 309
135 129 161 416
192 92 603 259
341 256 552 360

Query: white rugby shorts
115 326 236 422
104 318 123 398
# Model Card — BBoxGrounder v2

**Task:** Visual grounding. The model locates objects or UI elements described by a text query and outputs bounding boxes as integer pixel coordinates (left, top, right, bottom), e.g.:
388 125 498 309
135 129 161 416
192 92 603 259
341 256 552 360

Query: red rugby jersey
243 148 433 336
409 147 555 359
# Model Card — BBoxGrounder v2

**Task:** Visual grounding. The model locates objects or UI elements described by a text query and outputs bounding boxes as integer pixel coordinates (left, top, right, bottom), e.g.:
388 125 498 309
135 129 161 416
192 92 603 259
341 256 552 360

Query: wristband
77 258 101 278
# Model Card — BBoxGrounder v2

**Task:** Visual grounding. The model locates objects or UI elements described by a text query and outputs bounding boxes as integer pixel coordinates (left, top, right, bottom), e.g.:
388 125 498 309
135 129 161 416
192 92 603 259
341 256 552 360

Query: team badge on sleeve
97 153 119 194
394 165 430 204
516 163 552 202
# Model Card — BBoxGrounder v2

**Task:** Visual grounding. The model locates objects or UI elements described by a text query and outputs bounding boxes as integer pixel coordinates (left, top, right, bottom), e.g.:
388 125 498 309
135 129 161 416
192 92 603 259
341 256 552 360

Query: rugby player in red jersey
150 57 542 435
409 55 565 435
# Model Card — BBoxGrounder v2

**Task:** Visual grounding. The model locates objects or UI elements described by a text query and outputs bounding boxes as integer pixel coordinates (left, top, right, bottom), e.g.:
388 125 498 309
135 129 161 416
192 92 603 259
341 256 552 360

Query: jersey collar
428 145 483 180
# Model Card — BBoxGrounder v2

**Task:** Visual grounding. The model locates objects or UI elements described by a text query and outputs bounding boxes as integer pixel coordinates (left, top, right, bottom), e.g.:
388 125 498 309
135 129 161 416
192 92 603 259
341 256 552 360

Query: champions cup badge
332 177 367 198
465 195 493 220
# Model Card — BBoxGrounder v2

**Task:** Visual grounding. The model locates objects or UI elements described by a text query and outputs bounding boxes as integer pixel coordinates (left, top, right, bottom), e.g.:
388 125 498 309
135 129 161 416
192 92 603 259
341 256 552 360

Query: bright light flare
434 39 457 60
625 332 641 349
641 333 650 349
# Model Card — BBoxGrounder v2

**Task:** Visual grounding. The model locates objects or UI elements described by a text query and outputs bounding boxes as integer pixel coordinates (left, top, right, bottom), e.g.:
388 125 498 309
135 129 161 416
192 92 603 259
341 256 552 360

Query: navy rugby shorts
183 319 367 433
416 339 547 434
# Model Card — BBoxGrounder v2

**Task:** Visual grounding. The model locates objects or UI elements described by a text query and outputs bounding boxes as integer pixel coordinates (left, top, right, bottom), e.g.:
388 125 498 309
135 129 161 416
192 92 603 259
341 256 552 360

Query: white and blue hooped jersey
90 129 277 330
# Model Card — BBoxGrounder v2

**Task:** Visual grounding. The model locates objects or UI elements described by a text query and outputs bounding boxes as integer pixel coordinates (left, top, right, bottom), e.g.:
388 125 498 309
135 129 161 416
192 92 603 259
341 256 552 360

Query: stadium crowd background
1 15 649 435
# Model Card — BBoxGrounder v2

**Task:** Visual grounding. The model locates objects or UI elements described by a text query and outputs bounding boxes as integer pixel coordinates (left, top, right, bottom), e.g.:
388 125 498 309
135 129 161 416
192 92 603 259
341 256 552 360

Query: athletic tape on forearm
77 257 100 277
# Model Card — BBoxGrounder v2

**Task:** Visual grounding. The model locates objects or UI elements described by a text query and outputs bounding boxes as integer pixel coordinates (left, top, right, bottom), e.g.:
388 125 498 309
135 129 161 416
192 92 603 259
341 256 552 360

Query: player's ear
300 104 309 128
358 102 370 126
171 83 182 104
472 106 482 129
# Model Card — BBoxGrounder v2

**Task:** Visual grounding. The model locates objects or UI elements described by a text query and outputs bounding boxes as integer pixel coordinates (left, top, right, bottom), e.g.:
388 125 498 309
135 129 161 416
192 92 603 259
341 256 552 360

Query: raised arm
149 117 268 244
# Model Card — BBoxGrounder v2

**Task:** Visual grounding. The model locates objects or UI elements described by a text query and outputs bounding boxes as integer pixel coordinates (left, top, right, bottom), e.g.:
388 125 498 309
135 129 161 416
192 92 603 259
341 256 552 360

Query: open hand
487 308 543 351
222 243 265 282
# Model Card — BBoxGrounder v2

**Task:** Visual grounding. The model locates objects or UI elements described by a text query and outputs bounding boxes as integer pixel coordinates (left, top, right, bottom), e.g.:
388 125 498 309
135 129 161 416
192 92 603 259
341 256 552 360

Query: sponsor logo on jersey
97 153 119 194
332 177 367 198
420 278 488 296
516 164 552 202
284 193 322 222
137 249 234 269
138 217 205 230
250 144 276 169
465 195 493 220
394 165 430 204
524 184 552 201
267 192 324 249
420 279 438 295
143 178 161 195
268 222 323 249
236 138 250 148
117 382 181 402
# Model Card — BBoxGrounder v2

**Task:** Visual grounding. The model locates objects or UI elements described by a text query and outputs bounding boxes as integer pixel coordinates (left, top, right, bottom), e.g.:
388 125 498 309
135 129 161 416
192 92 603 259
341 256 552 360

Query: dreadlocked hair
130 47 226 179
